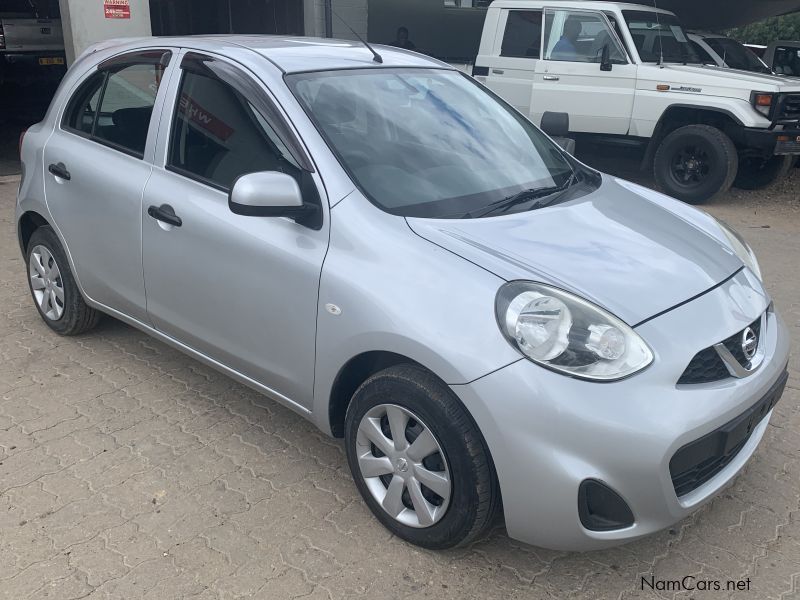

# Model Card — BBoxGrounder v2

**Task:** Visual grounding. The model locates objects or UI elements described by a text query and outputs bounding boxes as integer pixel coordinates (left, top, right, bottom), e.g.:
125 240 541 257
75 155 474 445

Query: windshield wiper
464 172 577 219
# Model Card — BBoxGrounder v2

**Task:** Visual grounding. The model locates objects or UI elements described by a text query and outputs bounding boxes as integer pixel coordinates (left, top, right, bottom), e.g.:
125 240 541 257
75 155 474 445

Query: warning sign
104 0 131 19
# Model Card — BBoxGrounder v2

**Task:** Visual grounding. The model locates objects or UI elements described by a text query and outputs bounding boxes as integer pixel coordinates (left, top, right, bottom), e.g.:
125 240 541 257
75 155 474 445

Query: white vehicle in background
473 1 800 201
763 41 800 77
0 0 65 88
688 32 775 76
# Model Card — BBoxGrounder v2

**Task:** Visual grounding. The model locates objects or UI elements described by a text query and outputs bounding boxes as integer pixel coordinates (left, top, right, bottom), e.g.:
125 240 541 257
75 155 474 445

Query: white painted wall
58 0 152 64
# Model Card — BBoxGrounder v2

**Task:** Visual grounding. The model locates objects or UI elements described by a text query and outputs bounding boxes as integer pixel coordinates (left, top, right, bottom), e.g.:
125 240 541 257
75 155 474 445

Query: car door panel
142 52 328 408
533 8 637 135
42 52 175 323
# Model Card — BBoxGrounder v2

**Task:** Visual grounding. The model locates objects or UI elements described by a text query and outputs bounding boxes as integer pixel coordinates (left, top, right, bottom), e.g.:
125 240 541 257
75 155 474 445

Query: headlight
496 282 653 381
715 219 762 280
750 91 774 118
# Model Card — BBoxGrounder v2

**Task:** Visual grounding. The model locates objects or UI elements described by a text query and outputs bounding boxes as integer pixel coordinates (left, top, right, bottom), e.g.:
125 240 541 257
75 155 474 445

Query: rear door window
501 10 543 58
63 51 170 157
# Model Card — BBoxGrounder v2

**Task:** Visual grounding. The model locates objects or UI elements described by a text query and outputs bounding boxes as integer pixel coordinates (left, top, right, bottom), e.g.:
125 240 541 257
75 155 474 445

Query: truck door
533 7 636 135
478 8 543 116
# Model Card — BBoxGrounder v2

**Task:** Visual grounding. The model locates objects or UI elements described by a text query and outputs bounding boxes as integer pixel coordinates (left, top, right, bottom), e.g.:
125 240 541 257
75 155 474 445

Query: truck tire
653 125 738 204
733 155 794 190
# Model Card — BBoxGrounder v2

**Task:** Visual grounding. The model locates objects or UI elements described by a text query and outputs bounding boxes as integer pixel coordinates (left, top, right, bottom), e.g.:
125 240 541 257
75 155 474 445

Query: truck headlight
715 218 762 280
750 91 774 117
496 282 653 381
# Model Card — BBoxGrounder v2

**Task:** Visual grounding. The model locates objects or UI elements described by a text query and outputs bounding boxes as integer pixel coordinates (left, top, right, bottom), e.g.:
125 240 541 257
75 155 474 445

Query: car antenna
652 0 665 67
331 8 383 64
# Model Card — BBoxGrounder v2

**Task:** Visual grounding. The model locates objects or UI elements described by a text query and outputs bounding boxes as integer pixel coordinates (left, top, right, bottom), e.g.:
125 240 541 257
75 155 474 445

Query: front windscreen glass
623 10 701 64
286 68 576 218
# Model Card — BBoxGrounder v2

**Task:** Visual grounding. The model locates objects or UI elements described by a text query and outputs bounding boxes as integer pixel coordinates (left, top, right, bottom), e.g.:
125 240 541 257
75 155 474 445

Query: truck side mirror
600 44 612 71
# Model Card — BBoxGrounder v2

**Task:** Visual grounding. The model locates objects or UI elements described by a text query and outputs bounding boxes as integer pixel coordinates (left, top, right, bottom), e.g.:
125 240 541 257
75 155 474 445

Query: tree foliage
727 13 800 45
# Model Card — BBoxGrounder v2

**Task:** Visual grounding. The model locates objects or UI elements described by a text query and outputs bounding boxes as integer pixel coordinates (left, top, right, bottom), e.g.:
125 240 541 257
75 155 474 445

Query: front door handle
492 68 505 75
147 204 182 227
48 162 71 180
543 75 560 81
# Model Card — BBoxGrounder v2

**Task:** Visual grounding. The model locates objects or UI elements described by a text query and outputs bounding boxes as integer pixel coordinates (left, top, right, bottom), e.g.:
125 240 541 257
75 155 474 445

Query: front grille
670 369 788 497
678 316 761 385
775 93 800 122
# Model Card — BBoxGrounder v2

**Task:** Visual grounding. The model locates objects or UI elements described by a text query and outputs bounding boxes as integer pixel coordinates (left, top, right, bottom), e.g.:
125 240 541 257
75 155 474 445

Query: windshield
286 68 576 218
706 37 772 74
623 10 702 64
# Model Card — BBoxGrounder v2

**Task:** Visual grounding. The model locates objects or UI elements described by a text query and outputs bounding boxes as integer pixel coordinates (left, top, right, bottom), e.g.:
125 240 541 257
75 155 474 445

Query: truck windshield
623 10 702 64
286 68 577 218
706 37 772 74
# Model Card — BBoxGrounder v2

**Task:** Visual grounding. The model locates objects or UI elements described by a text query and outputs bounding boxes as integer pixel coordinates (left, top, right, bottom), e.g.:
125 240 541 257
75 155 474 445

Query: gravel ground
1 164 799 600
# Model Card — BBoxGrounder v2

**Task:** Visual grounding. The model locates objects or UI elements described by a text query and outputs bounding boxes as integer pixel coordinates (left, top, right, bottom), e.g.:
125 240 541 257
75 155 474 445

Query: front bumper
451 269 791 551
741 126 800 155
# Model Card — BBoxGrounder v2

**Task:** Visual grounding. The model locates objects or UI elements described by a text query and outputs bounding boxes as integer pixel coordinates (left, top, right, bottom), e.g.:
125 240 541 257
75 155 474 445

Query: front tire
26 226 100 336
344 364 500 549
653 124 738 204
733 155 794 190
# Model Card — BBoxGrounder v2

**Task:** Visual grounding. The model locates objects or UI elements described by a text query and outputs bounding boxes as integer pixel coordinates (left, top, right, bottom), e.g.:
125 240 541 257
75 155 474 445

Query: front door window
543 9 626 64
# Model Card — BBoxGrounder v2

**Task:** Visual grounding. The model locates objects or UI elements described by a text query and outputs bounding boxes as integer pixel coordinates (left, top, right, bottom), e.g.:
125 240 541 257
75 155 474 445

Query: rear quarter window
501 10 543 58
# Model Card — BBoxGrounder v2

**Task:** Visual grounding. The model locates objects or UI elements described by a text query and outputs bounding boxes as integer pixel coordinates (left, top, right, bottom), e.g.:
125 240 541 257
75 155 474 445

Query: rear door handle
543 75 560 81
48 162 71 180
147 204 182 227
492 69 505 75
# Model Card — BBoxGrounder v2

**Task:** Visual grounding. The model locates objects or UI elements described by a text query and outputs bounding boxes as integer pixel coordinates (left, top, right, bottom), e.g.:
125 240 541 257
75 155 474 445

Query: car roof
101 35 453 74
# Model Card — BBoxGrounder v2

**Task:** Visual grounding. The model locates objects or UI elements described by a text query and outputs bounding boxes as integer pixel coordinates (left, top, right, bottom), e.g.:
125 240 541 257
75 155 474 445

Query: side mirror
540 111 570 138
600 43 612 71
229 171 315 221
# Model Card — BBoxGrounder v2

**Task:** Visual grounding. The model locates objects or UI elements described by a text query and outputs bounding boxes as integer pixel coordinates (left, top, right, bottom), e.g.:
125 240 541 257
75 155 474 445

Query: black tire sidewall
344 366 496 549
26 227 95 335
654 125 737 204
734 155 793 190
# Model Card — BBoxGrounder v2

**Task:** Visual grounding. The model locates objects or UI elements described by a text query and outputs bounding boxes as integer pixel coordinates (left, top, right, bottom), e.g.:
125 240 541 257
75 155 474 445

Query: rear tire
653 124 738 204
344 364 500 549
733 155 794 190
26 226 100 336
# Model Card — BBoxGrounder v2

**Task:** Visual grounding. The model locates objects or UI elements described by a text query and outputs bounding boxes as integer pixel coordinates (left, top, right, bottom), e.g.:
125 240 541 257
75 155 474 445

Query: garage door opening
149 0 304 36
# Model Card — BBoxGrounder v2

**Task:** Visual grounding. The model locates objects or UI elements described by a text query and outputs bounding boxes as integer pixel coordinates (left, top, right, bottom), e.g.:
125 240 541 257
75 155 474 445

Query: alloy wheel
355 404 451 528
671 144 712 185
29 245 65 321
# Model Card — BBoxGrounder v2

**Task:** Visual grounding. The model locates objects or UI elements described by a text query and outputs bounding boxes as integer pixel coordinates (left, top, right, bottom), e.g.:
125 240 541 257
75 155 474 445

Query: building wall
304 0 368 40
368 0 486 61
59 0 152 64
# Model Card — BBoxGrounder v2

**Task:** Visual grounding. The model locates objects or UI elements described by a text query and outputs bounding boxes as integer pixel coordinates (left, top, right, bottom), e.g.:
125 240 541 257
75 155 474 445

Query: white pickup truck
0 0 65 88
472 1 800 203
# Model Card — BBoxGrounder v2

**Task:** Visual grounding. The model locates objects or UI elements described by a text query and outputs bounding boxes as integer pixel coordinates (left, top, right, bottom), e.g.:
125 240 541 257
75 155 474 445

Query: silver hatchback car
17 36 790 551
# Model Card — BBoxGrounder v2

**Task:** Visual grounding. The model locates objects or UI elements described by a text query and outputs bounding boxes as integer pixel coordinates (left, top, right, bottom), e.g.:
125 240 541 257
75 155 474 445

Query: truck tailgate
1 18 64 52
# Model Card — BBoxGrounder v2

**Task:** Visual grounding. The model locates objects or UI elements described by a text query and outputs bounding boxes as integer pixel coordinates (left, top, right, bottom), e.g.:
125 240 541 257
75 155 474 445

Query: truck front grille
775 93 800 123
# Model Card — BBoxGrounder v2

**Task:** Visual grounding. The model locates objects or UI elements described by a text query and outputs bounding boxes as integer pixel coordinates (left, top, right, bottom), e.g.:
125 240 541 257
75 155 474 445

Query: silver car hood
406 177 743 325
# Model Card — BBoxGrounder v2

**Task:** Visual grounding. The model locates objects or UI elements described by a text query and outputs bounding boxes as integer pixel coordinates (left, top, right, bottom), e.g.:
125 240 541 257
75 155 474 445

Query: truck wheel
733 155 794 190
653 125 738 204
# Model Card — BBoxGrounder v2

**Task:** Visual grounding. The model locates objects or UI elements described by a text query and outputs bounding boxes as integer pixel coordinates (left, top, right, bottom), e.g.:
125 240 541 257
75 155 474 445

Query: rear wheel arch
18 211 51 255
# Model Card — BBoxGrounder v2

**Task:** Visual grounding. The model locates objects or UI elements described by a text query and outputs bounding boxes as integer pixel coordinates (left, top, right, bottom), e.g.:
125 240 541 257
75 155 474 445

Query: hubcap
355 404 451 528
29 245 65 321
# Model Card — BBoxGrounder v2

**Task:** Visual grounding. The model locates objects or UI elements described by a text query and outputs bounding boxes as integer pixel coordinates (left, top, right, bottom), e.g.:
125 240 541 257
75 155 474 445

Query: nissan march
16 37 790 551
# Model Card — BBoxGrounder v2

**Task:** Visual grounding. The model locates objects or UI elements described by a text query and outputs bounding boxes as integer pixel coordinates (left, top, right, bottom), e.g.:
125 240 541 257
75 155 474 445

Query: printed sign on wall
104 0 131 19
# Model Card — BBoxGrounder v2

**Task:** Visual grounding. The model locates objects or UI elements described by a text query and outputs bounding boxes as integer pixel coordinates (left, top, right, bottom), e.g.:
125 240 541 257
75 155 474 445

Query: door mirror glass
543 9 626 65
229 171 307 218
